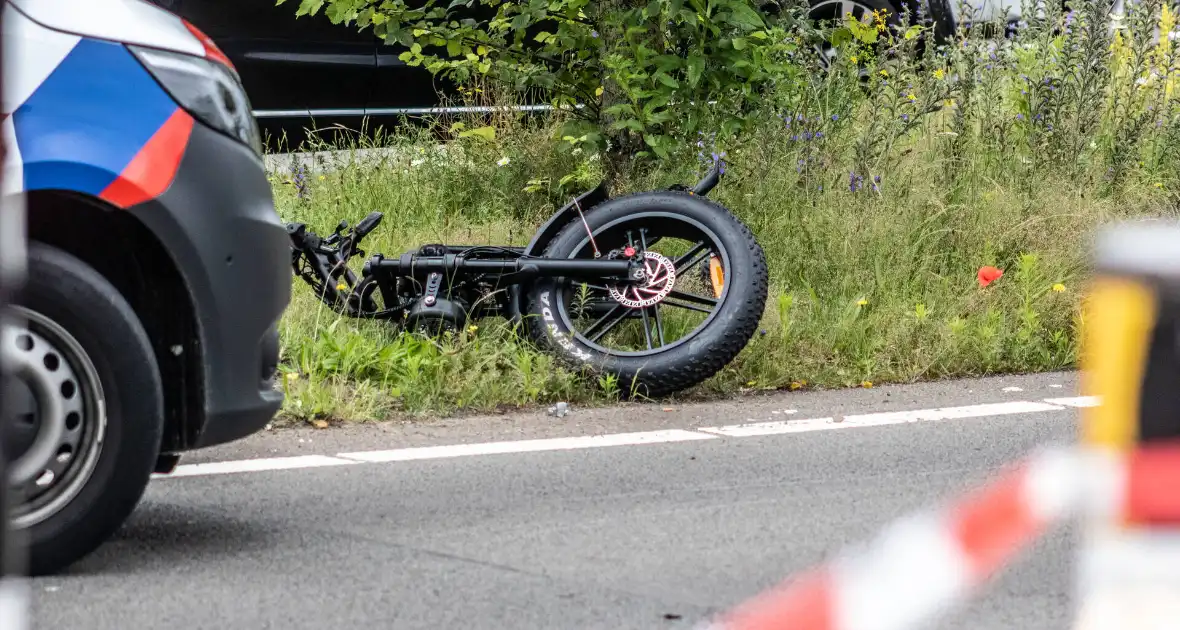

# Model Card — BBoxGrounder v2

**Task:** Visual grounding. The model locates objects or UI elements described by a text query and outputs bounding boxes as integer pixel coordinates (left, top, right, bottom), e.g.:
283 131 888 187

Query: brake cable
572 196 601 259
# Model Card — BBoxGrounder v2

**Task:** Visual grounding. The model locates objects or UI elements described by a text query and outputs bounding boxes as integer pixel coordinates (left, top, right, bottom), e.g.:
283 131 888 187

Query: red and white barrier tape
701 447 1083 630
1074 443 1180 630
702 443 1180 630
0 577 29 630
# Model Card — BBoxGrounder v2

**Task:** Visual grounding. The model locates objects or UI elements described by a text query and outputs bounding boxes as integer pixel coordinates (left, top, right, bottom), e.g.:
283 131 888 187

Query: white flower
411 158 425 167
497 157 511 167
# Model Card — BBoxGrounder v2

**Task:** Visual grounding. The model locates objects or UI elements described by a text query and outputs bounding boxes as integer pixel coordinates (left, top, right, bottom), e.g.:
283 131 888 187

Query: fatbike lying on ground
286 161 769 398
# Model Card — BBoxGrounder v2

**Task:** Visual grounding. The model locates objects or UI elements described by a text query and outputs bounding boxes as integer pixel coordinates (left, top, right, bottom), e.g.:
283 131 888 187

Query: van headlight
130 46 263 156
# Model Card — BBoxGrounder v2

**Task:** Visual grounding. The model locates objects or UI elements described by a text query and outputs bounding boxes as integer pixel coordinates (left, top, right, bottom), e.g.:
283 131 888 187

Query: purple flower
831 114 839 121
591 30 599 38
1016 113 1024 120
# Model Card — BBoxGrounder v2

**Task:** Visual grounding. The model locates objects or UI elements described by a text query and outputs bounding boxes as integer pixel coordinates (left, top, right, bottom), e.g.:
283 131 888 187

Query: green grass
268 3 1180 422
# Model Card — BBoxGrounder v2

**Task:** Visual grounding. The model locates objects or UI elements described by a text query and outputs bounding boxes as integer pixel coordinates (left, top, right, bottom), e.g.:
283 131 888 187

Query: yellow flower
944 99 955 108
319 175 326 181
861 381 873 388
1052 283 1066 293
850 55 858 64
285 372 299 381
857 298 868 306
746 380 757 387
336 283 348 292
879 69 889 77
933 68 945 80
467 324 479 333
1155 182 1165 189
906 92 917 102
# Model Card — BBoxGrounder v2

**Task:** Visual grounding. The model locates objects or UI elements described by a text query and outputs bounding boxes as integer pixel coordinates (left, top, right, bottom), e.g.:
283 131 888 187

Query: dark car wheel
4 243 164 575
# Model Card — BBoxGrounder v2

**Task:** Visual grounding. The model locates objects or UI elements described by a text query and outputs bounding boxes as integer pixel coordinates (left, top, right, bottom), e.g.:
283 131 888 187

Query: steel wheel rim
6 306 107 530
554 211 733 358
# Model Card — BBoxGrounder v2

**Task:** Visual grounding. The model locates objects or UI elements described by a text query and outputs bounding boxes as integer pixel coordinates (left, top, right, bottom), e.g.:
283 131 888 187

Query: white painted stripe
151 397 1083 481
833 511 972 630
159 455 358 478
1045 396 1101 408
698 417 838 437
699 401 1066 437
336 429 716 463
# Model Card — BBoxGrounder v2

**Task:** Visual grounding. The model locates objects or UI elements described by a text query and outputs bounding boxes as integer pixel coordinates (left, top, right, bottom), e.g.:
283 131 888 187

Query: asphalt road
32 372 1085 630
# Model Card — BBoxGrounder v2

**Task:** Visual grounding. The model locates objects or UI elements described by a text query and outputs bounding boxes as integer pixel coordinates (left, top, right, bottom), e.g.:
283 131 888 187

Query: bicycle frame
286 160 725 328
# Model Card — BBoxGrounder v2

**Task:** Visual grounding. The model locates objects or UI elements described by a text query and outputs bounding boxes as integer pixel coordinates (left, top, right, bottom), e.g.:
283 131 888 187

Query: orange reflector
709 255 725 298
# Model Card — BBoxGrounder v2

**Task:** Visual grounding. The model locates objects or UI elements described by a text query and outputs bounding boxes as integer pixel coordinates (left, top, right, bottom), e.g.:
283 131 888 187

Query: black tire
524 192 768 398
8 244 163 575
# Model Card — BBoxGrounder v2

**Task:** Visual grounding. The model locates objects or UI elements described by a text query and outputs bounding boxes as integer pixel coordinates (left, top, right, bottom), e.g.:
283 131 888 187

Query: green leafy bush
282 0 813 165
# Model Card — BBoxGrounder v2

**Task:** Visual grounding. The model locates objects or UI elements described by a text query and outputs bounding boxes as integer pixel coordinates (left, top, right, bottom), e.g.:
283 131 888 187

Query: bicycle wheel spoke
673 241 710 272
640 306 654 350
585 303 630 342
650 305 665 346
668 290 719 307
661 299 712 314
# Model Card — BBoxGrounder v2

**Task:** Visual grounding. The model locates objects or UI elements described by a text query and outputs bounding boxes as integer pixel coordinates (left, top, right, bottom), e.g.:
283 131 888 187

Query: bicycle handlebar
355 211 383 241
692 160 724 196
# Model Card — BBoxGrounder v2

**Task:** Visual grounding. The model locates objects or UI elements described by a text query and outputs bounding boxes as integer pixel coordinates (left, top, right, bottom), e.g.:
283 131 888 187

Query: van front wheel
5 244 164 575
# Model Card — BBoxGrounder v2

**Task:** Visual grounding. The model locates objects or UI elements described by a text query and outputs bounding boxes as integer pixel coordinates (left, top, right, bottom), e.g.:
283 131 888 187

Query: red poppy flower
977 266 1004 288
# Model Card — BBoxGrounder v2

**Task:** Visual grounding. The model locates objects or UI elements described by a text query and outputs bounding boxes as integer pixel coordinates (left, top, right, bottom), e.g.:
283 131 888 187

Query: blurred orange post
1074 222 1180 630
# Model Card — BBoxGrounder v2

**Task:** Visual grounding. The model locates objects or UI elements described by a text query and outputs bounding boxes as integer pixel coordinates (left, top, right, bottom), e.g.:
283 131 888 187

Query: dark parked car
151 0 968 149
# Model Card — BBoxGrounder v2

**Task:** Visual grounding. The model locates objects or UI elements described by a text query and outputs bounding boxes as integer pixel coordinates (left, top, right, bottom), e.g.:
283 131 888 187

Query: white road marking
335 429 716 463
697 401 1065 437
1045 396 1101 408
154 396 1093 479
157 455 358 478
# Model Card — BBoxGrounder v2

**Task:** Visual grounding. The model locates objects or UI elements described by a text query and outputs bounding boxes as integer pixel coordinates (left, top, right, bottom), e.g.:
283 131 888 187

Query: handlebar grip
692 162 723 196
355 212 384 239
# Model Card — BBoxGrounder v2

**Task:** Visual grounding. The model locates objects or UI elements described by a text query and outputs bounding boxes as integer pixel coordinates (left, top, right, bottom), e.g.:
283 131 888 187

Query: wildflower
336 283 348 292
977 266 1004 288
591 30 599 38
851 55 859 64
1016 113 1025 121
879 69 889 77
944 99 955 108
318 175 326 181
906 92 917 102
1052 283 1066 292
497 156 511 167
862 381 873 388
1155 182 1165 189
933 68 945 80
857 297 869 306
831 114 839 121
467 324 479 333
286 372 299 382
